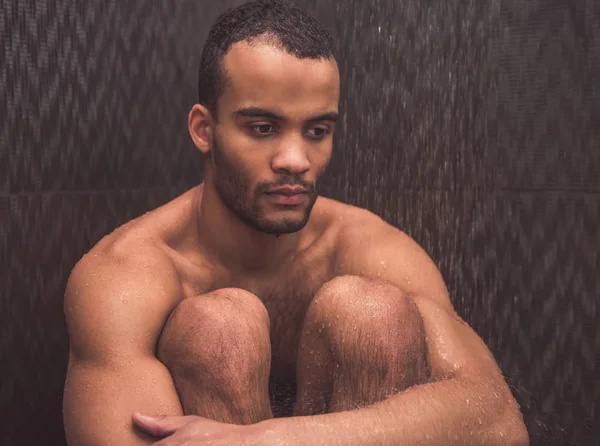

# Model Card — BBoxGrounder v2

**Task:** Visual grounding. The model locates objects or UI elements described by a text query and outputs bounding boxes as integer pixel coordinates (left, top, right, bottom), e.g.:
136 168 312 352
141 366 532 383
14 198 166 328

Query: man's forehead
221 40 339 105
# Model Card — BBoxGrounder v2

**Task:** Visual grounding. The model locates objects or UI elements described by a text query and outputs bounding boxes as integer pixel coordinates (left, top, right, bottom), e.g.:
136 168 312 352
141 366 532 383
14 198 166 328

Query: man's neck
194 183 304 275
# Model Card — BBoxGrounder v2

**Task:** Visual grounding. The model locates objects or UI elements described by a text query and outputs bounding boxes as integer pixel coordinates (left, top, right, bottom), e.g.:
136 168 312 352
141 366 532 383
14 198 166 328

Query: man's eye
307 127 330 138
251 124 276 135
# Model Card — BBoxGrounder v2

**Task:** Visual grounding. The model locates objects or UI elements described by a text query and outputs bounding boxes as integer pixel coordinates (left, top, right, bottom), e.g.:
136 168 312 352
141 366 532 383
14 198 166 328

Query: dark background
1 0 597 444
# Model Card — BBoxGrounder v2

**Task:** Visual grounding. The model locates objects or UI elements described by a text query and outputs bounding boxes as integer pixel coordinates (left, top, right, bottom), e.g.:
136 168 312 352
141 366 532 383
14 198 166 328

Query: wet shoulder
313 197 414 269
86 187 199 261
67 218 184 331
313 196 388 233
70 188 202 307
311 196 392 252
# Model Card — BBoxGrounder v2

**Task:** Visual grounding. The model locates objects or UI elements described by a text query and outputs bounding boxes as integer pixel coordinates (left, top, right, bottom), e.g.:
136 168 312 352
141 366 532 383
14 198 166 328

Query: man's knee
157 288 271 377
309 275 419 326
308 275 426 362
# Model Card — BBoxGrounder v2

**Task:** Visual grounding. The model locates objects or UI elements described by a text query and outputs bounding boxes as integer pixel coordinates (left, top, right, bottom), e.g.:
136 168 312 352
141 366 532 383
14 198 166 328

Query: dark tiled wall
1 0 597 445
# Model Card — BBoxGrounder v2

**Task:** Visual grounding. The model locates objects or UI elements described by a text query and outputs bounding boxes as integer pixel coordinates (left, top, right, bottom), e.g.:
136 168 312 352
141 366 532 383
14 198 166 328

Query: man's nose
271 139 311 175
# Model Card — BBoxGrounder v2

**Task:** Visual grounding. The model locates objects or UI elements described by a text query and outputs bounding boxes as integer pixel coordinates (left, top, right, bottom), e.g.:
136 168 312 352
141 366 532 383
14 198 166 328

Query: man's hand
132 413 274 445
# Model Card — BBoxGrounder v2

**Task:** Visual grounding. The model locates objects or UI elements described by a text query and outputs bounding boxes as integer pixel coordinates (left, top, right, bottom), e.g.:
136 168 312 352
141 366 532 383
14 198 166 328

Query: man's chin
259 221 307 235
249 215 310 235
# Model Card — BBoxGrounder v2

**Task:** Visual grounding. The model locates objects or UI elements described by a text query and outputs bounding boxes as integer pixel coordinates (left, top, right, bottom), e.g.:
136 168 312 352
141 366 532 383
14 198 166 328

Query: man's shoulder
77 216 166 273
65 238 182 363
65 233 183 355
320 199 451 309
78 186 200 277
67 219 182 316
316 197 423 272
315 196 382 226
316 196 406 244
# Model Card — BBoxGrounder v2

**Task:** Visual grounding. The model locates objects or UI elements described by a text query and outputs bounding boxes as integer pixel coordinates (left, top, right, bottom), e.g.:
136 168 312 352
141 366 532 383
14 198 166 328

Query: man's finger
132 413 193 437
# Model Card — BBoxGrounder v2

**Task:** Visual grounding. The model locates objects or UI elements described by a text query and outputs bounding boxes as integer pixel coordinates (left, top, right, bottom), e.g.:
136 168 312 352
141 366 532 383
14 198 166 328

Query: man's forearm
259 376 528 446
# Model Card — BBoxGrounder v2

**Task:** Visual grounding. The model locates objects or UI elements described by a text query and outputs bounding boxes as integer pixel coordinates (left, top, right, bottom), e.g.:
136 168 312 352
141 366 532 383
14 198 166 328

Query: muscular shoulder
67 185 199 308
329 202 453 311
330 204 413 265
65 228 183 362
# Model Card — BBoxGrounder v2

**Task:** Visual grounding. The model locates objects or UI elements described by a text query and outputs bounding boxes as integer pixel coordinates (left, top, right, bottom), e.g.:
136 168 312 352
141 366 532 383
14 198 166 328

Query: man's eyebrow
308 112 338 123
232 106 338 123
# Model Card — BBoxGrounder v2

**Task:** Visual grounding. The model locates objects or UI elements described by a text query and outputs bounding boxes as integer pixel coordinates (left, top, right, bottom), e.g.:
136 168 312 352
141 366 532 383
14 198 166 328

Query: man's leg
294 276 429 415
157 288 273 424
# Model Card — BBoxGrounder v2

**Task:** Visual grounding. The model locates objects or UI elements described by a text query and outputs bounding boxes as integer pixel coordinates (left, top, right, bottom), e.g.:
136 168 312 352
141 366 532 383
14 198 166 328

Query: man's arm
260 212 529 445
63 248 184 445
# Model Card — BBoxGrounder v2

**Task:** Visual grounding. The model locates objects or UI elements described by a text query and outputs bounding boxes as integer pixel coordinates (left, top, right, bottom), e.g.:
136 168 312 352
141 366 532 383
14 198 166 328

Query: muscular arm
262 212 529 445
63 249 184 445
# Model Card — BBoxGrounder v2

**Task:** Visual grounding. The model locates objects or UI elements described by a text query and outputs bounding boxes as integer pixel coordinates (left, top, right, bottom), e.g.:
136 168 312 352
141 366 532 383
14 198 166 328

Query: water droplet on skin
353 324 357 330
123 300 128 304
336 315 340 319
465 399 470 405
152 379 157 384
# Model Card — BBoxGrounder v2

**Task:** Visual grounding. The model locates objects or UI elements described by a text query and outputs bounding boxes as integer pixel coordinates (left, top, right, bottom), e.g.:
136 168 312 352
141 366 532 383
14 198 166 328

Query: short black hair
197 0 334 120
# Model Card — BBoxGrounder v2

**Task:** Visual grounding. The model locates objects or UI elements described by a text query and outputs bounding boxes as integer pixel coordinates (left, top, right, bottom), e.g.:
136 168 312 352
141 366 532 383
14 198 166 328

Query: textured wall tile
494 192 597 445
2 0 210 193
496 0 599 191
314 0 497 191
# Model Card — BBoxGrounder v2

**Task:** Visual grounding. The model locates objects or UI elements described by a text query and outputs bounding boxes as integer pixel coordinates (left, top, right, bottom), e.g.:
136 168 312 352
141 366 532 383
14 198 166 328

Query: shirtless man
62 1 528 445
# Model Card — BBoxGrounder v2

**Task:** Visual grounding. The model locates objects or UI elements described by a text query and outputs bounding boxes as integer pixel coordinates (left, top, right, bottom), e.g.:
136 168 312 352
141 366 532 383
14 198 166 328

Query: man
62 1 528 445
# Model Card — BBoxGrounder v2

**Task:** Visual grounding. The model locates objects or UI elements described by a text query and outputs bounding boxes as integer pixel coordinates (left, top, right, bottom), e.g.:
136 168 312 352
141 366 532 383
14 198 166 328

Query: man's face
208 39 340 236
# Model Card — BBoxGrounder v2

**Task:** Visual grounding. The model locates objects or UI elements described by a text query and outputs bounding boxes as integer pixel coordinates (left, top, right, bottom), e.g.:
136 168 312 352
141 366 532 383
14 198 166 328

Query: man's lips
266 187 308 196
264 187 308 205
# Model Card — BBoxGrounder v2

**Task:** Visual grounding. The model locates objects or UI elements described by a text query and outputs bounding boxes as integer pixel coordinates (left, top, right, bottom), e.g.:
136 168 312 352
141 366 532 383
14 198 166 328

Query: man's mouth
266 186 308 196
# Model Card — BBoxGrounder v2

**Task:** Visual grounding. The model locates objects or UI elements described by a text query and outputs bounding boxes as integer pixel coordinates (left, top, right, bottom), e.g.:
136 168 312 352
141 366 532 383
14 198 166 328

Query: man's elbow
501 421 529 446
495 397 529 446
503 421 529 446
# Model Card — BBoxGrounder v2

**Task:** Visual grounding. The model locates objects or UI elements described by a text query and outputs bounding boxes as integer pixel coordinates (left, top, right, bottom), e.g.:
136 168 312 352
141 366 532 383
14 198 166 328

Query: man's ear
188 104 214 156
